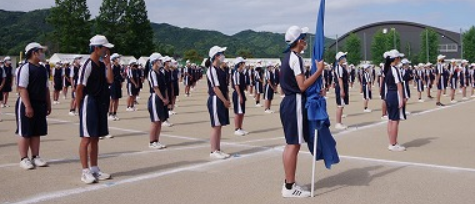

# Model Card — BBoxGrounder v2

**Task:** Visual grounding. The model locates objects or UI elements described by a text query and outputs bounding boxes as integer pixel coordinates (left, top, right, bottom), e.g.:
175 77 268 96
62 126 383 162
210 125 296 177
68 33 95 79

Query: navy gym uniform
78 59 110 137
264 69 275 100
335 64 349 106
254 68 263 94
0 67 5 101
385 66 406 121
70 65 80 98
206 65 229 127
232 69 246 114
416 69 425 93
362 71 372 100
15 63 49 137
401 68 411 99
1 64 13 93
449 65 458 90
63 66 71 88
127 67 140 96
379 69 387 100
147 68 169 122
280 51 308 145
183 66 191 86
53 67 64 91
110 64 123 100
172 69 180 97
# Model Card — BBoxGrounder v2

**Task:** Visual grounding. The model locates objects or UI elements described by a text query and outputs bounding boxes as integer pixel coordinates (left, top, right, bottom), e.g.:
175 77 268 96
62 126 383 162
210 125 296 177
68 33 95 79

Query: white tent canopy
49 53 137 65
200 57 312 67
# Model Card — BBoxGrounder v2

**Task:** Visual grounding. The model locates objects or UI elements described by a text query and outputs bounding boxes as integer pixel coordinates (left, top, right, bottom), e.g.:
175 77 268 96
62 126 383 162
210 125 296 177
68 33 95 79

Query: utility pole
426 29 429 63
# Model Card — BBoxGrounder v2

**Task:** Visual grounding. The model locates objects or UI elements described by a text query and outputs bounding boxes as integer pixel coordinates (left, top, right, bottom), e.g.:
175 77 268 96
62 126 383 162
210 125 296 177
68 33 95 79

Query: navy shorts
54 78 63 91
232 91 246 114
363 85 372 100
15 98 48 137
450 78 457 90
207 95 229 127
63 78 71 87
417 80 424 92
127 83 139 96
280 93 308 145
255 82 263 94
173 82 179 96
110 82 122 99
1 84 12 93
79 95 110 137
148 94 169 122
403 81 411 99
264 84 274 100
386 91 406 121
335 86 349 107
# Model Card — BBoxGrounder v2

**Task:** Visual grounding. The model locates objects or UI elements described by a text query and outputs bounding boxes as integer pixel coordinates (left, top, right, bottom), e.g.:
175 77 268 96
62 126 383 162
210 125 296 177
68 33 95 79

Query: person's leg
388 121 399 145
336 107 342 124
234 114 240 130
381 101 387 117
149 122 158 142
109 100 114 114
155 122 162 142
63 87 68 99
437 90 442 103
18 137 30 159
210 126 221 152
89 138 99 167
79 138 91 169
364 99 369 110
282 144 300 183
4 92 9 105
29 136 41 157
239 114 244 130
113 99 119 114
265 99 270 110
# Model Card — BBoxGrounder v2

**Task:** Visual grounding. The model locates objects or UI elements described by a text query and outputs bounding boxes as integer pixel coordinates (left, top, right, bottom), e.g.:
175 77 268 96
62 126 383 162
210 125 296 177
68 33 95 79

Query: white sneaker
335 123 347 130
81 170 97 184
69 111 76 116
255 103 262 107
264 109 274 114
0 104 4 108
405 111 411 115
450 100 458 104
281 95 285 98
363 109 372 113
234 130 245 136
108 115 116 121
471 95 475 98
99 137 104 140
218 151 230 158
388 144 406 152
168 111 177 115
418 99 425 102
137 96 141 99
381 115 388 120
240 129 249 135
149 142 166 149
32 156 48 167
462 97 468 100
20 158 34 170
104 134 113 139
210 151 227 159
126 107 134 112
92 171 111 181
281 183 311 198
114 115 120 121
342 114 348 118
162 121 173 127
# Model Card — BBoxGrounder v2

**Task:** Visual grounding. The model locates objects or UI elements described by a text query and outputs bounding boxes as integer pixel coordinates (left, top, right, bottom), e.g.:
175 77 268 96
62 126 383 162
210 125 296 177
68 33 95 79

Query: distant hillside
0 9 335 58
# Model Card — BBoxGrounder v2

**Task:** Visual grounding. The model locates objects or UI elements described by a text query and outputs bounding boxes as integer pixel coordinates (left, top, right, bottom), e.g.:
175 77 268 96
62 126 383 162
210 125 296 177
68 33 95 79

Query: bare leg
18 137 31 159
210 126 222 152
29 136 41 156
336 107 343 124
89 138 99 167
79 138 91 169
283 144 300 183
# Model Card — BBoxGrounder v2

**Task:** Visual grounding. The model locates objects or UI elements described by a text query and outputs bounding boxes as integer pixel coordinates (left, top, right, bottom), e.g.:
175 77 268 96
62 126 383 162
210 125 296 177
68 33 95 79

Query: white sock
82 168 90 173
90 166 100 173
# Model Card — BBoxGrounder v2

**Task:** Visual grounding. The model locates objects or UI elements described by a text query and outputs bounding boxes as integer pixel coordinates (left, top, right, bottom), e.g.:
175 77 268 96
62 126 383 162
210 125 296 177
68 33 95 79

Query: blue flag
305 0 340 169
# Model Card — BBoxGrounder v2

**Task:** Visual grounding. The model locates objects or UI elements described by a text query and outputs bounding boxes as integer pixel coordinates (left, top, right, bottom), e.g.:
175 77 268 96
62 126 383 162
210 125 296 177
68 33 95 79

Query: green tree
47 0 91 53
156 42 175 57
386 29 401 51
95 0 127 54
463 26 475 62
183 49 202 64
236 48 253 58
324 48 336 65
344 33 361 65
371 29 388 64
123 0 155 57
419 29 439 63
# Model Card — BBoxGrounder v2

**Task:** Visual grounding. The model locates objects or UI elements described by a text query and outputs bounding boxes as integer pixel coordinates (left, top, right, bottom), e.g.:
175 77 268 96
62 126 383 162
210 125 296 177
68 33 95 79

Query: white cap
89 35 114 48
401 58 411 64
209 46 227 58
234 57 246 64
285 26 309 45
110 53 121 60
471 63 475 67
426 62 433 66
335 52 348 60
362 64 371 69
161 56 172 62
3 56 11 61
149 53 162 63
388 49 404 59
186 60 190 64
129 59 137 65
461 59 469 64
437 55 446 61
25 42 46 53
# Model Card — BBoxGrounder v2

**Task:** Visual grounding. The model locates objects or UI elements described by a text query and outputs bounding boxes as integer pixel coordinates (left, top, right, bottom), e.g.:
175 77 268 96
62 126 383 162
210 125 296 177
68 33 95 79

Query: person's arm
104 53 113 84
17 66 33 117
295 60 324 92
76 85 84 108
234 73 244 104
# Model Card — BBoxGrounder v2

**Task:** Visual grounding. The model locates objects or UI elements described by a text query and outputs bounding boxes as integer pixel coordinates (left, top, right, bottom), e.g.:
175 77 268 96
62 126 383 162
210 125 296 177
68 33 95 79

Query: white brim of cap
90 43 114 48
301 27 309 34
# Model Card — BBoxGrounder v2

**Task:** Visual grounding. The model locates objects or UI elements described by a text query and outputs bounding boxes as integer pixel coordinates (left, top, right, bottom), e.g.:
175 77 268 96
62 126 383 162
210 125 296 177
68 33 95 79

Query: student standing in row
415 65 425 102
2 56 13 108
183 61 192 97
435 55 446 106
254 65 263 107
280 25 324 197
69 56 82 116
63 62 72 100
232 57 249 136
16 42 51 169
264 63 276 113
334 52 349 130
362 64 372 113
206 46 231 159
161 56 174 127
379 65 388 119
126 60 140 111
147 53 168 149
0 63 5 122
108 53 123 121
448 60 458 103
77 35 113 183
52 62 64 105
460 60 469 100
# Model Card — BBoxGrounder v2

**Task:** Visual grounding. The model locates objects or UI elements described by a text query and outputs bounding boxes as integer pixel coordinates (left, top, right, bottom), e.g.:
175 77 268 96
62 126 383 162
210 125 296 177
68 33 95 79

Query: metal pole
364 32 367 62
426 29 429 63
336 34 339 52
393 30 396 49
460 28 464 59
310 35 313 59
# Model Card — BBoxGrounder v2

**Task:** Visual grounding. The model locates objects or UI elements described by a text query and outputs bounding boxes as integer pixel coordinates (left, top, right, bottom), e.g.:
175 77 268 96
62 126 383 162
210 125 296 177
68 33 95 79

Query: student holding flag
280 25 324 198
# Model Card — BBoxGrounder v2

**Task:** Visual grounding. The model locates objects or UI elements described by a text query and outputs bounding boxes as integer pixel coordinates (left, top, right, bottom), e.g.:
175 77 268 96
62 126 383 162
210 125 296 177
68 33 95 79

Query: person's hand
135 84 139 88
239 96 244 104
399 98 405 108
162 98 169 105
46 104 52 116
104 50 111 66
25 106 34 118
340 90 345 98
224 100 231 108
315 60 324 72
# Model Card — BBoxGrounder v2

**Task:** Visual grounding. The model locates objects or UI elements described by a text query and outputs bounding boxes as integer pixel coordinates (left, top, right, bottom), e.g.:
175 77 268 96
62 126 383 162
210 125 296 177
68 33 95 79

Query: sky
1 0 473 37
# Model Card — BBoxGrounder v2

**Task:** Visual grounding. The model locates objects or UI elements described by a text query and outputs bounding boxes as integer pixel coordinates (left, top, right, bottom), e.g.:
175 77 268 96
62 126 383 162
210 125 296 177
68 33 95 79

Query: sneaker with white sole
342 114 348 118
69 111 76 116
239 129 249 135
450 100 458 104
335 123 347 130
105 134 114 139
234 130 245 136
418 99 425 102
381 115 388 120
281 183 311 198
218 151 230 158
264 109 274 114
255 103 263 107
81 170 97 184
162 121 173 127
149 142 165 149
108 115 115 121
114 115 120 121
20 158 34 170
210 151 227 159
462 97 468 101
388 144 406 152
363 109 372 113
0 104 4 108
92 171 111 181
32 156 48 167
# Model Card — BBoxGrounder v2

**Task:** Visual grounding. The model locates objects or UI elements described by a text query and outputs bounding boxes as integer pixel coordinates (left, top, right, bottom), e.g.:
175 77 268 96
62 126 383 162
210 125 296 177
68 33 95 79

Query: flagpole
311 129 317 197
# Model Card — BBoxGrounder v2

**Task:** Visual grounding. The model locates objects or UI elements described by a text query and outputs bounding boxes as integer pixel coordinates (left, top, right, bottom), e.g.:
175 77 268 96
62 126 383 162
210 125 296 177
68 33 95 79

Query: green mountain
0 9 335 58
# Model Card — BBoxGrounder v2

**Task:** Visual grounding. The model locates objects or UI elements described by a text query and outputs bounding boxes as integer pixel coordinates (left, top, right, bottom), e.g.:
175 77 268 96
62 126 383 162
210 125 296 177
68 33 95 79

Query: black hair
383 56 396 75
205 58 211 68
89 45 103 54
25 48 40 60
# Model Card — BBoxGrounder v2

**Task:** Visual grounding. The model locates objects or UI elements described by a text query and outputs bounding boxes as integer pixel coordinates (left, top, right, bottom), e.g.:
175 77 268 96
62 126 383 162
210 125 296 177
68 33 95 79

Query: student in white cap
69 55 82 116
76 35 114 183
435 55 446 106
448 60 458 103
0 61 5 121
264 62 276 113
280 25 324 198
425 63 434 99
62 61 72 100
415 64 426 102
232 57 249 136
108 53 123 120
362 64 372 112
254 61 263 107
126 60 140 111
383 49 406 151
334 51 349 130
147 53 168 149
52 62 64 105
206 45 231 159
1 56 13 107
460 60 469 100
16 42 51 169
161 56 174 127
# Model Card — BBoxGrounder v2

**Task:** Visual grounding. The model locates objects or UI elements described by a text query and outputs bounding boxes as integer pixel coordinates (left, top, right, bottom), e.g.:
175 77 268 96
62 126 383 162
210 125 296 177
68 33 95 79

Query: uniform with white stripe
147 68 168 122
232 69 246 114
385 66 406 121
206 66 229 127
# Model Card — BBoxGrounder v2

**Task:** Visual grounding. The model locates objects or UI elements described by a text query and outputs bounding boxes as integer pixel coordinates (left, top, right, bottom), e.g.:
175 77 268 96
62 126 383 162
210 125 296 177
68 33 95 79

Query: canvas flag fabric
304 0 340 169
